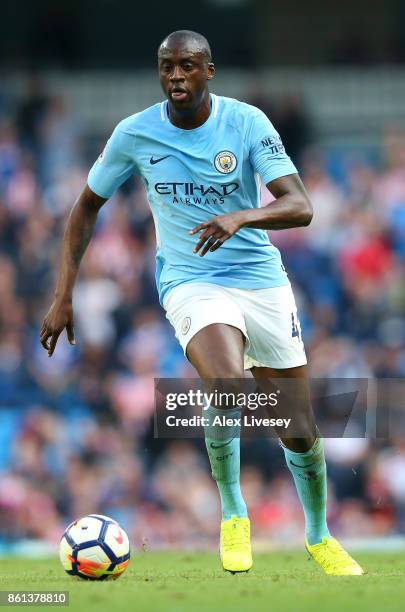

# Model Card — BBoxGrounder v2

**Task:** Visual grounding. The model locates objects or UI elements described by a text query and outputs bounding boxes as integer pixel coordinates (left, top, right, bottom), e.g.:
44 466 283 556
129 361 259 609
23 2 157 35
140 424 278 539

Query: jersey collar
160 94 219 131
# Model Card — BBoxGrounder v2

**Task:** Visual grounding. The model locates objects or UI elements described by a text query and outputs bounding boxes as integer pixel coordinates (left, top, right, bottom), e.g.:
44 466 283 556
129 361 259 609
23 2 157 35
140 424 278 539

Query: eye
183 63 193 71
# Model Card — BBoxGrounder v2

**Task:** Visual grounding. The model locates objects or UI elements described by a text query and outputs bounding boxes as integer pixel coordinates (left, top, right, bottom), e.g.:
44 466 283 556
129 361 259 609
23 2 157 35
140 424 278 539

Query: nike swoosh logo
150 155 170 165
289 459 317 469
113 529 124 545
210 438 235 450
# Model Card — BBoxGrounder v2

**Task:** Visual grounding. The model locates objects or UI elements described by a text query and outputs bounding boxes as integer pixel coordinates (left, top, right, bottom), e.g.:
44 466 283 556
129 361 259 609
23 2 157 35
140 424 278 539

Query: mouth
170 88 189 102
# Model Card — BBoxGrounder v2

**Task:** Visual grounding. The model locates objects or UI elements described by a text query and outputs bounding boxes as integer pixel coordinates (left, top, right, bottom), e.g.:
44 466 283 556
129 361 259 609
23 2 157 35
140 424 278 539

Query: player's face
158 47 214 111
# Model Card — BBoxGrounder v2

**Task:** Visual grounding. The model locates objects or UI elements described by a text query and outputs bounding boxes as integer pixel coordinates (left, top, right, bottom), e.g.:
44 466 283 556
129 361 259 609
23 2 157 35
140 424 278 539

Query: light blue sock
282 438 330 545
204 405 248 520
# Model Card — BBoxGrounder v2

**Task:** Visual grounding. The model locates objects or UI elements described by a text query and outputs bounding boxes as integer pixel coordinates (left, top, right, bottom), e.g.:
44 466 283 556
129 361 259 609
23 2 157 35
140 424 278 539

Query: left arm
190 173 313 256
241 173 312 230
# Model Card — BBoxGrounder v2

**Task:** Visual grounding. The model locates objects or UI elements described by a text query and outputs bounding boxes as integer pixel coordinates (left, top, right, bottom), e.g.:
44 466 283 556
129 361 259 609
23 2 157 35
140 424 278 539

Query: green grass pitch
1 551 405 612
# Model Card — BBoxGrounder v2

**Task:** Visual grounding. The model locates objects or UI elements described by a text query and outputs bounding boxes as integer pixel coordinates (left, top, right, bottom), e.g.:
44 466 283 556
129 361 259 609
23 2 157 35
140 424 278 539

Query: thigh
187 323 245 379
186 323 246 410
164 282 247 377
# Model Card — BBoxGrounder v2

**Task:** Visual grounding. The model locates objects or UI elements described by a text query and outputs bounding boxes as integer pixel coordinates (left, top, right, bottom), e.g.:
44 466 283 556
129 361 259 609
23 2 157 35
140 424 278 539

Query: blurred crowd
0 79 405 552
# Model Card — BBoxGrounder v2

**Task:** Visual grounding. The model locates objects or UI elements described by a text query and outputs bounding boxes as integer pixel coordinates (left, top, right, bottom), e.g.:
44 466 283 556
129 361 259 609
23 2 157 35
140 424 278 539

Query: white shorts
163 282 307 370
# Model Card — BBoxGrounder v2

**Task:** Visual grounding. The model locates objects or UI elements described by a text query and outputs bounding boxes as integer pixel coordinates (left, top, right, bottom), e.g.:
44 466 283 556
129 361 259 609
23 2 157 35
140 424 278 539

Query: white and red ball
59 514 130 580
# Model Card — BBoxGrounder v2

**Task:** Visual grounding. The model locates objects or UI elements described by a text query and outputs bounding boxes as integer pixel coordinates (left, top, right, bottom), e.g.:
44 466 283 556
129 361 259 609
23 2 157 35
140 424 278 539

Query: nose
169 65 184 82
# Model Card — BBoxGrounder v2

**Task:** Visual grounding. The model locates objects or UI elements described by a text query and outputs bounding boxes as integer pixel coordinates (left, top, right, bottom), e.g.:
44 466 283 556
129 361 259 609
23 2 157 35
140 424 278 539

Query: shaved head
158 30 212 62
158 29 215 125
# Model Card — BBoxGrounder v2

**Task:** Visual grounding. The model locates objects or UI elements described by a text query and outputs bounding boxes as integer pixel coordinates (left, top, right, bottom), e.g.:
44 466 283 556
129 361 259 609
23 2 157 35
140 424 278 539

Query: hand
40 298 76 357
189 211 246 256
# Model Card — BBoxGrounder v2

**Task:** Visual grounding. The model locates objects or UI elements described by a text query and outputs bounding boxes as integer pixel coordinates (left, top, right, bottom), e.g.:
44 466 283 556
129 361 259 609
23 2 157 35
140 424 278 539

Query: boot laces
316 538 354 568
223 520 250 552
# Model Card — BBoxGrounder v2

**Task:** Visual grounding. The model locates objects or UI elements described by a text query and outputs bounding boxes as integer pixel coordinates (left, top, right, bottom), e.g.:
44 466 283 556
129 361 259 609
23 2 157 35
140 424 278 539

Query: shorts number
291 312 300 340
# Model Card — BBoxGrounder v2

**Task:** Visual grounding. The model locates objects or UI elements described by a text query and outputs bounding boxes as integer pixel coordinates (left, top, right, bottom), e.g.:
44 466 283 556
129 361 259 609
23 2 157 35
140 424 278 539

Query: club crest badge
214 151 237 174
181 316 191 335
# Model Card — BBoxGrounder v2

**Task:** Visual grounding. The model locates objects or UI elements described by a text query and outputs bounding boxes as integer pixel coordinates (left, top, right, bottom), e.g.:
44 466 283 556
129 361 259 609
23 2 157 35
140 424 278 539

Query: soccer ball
59 514 130 580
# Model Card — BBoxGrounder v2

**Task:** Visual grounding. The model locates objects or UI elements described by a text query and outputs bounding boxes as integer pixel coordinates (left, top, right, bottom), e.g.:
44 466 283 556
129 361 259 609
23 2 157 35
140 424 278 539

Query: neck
168 90 211 129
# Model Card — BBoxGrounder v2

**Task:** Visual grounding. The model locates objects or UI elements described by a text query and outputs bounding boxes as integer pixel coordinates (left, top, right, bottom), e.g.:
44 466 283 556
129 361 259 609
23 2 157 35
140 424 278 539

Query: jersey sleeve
248 109 297 184
87 121 138 199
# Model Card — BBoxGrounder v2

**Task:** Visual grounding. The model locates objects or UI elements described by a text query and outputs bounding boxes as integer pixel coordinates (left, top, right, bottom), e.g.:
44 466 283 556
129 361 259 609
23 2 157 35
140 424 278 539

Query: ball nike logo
113 529 124 545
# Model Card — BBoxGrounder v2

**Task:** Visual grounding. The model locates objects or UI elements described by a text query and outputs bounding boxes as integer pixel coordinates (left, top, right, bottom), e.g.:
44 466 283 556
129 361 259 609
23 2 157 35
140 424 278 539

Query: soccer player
41 30 363 576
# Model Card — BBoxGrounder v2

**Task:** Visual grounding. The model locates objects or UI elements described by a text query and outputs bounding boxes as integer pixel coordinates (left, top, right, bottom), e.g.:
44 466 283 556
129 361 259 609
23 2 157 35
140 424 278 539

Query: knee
200 362 245 410
198 359 245 381
203 369 245 401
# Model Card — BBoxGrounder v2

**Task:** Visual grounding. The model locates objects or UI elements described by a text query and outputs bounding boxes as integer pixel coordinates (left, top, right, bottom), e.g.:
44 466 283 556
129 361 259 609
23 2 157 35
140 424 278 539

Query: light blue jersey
88 94 297 305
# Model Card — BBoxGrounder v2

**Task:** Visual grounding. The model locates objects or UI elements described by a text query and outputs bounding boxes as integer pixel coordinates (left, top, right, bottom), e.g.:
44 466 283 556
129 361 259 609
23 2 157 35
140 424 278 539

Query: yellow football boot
220 516 253 573
306 537 364 576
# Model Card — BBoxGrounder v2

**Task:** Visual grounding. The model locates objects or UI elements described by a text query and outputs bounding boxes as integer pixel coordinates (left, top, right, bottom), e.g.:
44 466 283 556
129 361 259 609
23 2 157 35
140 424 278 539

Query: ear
207 62 215 80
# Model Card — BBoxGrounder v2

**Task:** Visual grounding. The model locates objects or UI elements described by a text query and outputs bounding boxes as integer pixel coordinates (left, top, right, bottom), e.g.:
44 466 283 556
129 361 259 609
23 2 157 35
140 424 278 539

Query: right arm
40 118 136 356
40 185 106 356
